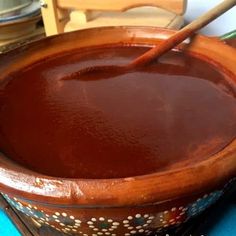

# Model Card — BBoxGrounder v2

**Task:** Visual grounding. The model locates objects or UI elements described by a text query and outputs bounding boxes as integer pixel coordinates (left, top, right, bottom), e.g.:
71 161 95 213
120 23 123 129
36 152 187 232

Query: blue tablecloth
0 210 21 236
207 202 236 236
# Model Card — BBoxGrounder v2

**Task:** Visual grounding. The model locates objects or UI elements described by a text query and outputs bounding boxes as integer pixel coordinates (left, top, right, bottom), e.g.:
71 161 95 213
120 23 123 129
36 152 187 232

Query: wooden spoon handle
129 0 236 68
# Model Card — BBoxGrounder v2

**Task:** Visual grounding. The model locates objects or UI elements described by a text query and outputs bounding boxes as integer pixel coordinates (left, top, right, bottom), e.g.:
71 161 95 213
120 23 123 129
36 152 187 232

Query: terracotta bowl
0 27 236 236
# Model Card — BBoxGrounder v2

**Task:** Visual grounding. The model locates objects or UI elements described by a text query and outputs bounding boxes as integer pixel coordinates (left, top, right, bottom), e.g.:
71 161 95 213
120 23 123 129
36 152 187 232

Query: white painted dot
53 215 58 219
89 225 95 228
62 212 67 217
139 229 144 233
75 219 81 223
93 228 98 231
113 222 119 226
164 211 168 214
111 234 116 236
98 233 103 235
147 220 152 224
60 223 65 226
108 219 113 223
125 234 131 236
135 214 141 218
144 214 149 218
143 224 148 227
102 229 108 232
108 228 114 231
136 226 142 229
55 219 60 222
70 215 75 220
111 225 117 229
55 212 60 216
164 224 169 227
124 224 129 227
83 234 88 236
128 216 133 220
72 229 77 232
91 218 97 222
123 220 129 224
128 226 134 230
171 207 177 212
87 221 93 225
65 227 71 231
99 217 105 221
130 230 137 234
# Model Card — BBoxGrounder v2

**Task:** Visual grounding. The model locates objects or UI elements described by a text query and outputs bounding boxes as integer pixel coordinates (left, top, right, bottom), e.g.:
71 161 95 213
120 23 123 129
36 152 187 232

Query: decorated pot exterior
2 190 223 235
0 27 236 236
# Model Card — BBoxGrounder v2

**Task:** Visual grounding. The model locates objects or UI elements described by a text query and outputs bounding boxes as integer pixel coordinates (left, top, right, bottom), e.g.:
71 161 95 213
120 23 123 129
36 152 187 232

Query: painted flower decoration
87 217 119 235
187 191 223 218
153 206 187 230
123 214 154 235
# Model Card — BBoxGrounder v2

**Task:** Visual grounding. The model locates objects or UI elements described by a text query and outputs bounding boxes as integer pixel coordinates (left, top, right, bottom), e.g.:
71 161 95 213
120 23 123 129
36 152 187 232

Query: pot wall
2 189 223 235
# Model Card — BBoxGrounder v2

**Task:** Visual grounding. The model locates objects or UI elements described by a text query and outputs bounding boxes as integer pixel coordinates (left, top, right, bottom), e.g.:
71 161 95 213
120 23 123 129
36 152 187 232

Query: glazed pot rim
0 26 236 207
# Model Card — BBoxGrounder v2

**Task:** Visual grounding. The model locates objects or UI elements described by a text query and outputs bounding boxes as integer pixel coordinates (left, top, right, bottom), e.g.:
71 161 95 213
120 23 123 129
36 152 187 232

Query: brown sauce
0 46 236 179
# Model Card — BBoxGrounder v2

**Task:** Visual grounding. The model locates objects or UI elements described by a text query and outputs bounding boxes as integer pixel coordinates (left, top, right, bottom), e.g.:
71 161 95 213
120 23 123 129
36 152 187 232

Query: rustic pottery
0 27 236 236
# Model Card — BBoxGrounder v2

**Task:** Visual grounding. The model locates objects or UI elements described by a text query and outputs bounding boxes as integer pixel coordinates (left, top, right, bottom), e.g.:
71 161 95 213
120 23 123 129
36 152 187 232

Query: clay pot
0 14 41 41
0 27 236 236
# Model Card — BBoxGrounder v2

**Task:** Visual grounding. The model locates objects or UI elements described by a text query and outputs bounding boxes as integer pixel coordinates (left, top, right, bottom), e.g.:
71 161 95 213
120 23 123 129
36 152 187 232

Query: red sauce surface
0 46 236 179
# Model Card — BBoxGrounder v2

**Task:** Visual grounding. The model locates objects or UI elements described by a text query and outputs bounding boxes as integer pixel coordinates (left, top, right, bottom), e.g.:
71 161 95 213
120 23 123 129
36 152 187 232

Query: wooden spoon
64 0 236 80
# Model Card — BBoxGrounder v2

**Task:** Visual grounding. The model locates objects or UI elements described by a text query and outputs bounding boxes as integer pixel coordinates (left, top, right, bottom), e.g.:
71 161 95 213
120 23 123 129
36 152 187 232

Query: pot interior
0 44 236 179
